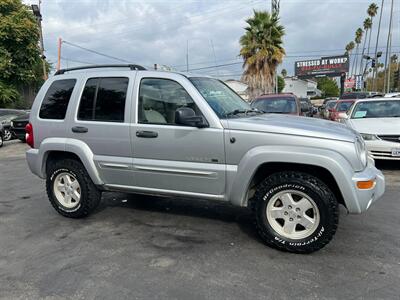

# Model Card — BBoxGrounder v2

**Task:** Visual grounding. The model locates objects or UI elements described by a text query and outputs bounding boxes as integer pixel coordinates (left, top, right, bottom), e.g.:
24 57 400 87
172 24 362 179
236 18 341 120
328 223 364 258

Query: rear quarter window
39 79 76 120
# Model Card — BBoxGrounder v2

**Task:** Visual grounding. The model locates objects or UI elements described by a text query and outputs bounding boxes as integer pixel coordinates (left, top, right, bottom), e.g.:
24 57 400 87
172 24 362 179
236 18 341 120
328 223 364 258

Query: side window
138 78 199 125
78 77 129 122
39 79 76 119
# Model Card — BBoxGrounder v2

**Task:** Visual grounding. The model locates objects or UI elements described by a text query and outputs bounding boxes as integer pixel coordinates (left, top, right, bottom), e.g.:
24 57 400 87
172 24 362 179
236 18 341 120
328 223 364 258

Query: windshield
189 77 252 118
336 101 353 112
351 100 400 119
326 101 337 109
251 97 297 113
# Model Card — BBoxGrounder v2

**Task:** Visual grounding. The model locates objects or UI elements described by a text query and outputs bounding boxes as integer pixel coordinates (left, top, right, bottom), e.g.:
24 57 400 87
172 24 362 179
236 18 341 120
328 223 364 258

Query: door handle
136 130 158 138
72 126 88 133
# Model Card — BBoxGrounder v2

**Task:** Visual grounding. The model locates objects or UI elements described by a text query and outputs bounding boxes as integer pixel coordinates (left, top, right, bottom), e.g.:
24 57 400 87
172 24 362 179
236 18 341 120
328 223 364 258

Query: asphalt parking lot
0 140 399 299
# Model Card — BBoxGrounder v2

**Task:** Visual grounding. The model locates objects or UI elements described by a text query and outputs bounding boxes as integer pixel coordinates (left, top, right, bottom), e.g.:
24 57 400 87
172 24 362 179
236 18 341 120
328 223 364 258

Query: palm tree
352 28 363 75
366 3 378 57
359 17 372 74
345 41 355 55
240 10 285 98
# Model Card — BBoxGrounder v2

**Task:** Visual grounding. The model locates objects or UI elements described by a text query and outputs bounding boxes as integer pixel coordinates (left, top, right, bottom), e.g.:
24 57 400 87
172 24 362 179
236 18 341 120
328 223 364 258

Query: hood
225 114 357 142
348 118 400 135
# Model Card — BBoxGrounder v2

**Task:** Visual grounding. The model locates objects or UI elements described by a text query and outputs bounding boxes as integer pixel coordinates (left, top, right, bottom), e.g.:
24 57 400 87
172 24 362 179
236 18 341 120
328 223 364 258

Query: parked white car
341 97 400 160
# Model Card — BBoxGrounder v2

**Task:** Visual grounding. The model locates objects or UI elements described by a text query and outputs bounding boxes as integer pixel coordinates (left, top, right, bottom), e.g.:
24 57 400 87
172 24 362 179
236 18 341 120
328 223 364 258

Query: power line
62 40 132 63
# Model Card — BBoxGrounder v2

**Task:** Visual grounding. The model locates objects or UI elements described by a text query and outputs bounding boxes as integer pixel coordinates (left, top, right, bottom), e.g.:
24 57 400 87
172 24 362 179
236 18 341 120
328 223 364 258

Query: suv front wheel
46 158 101 218
253 171 339 253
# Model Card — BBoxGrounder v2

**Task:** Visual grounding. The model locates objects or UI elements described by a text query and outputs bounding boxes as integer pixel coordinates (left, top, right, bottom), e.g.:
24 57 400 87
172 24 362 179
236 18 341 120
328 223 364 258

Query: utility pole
384 0 394 93
31 1 47 80
271 0 280 93
57 37 62 71
372 0 384 91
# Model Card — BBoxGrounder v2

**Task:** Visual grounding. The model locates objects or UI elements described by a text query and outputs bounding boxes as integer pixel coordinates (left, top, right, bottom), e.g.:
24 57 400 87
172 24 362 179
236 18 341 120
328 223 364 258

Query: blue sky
24 0 399 79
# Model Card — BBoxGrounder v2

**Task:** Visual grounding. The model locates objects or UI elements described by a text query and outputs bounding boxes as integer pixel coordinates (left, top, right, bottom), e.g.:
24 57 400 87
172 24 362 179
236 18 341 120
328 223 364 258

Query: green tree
0 0 44 107
317 77 339 98
240 10 285 98
366 3 378 56
359 17 372 74
352 28 363 75
277 75 285 92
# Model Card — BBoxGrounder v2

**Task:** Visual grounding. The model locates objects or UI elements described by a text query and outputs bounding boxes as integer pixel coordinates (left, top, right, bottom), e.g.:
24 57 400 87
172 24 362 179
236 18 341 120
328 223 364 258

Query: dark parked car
11 113 30 142
251 93 303 115
298 98 315 117
0 109 26 141
0 123 4 147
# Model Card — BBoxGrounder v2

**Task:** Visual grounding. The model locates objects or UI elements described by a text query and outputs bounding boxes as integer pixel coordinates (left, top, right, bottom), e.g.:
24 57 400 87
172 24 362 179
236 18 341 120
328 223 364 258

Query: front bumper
349 157 385 213
365 140 400 160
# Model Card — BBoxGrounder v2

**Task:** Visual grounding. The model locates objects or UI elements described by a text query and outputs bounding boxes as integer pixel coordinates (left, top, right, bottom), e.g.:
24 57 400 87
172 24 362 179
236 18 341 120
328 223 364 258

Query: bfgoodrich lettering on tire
254 171 339 254
46 158 101 218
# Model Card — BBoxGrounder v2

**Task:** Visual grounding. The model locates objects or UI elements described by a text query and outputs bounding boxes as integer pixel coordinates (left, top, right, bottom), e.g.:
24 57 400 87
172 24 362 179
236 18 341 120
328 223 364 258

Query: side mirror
175 107 208 128
337 112 349 120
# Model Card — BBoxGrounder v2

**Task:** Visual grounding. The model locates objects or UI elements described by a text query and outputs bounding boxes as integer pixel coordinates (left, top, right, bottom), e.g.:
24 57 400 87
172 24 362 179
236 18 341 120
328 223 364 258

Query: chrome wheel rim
266 190 320 240
4 130 11 141
53 172 81 208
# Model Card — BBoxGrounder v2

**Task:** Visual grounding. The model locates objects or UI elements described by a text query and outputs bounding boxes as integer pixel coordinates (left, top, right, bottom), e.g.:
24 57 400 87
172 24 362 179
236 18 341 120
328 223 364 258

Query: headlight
355 136 368 167
360 133 379 141
10 121 13 127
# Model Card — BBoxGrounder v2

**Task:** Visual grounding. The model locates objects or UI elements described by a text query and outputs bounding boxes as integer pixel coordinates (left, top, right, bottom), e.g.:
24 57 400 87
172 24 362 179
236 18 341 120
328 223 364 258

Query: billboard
295 55 349 78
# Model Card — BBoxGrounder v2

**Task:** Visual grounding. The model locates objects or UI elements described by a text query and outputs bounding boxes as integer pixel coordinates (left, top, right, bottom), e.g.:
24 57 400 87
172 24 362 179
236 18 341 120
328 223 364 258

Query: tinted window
337 101 353 112
138 78 199 124
78 77 128 122
39 79 76 119
252 97 297 113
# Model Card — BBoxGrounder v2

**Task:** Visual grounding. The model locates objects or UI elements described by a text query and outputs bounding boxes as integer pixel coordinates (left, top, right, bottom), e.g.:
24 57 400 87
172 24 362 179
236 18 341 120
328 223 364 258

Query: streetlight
31 3 47 80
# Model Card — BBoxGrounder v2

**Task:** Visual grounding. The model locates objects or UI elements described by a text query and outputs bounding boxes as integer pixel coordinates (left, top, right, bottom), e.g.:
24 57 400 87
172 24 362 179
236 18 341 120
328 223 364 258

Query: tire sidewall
48 167 84 213
256 176 336 251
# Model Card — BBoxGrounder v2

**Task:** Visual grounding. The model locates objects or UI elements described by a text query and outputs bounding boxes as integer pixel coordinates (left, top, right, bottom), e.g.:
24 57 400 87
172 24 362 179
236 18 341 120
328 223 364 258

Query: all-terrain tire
46 158 101 218
253 171 339 254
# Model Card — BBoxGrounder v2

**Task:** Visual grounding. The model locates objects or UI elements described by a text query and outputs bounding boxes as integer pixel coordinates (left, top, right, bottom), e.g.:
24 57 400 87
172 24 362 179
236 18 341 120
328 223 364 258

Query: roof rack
54 64 146 75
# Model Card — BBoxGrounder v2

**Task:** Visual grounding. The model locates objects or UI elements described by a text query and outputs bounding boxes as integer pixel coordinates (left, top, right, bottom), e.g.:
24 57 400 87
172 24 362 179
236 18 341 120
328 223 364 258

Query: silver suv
26 65 385 253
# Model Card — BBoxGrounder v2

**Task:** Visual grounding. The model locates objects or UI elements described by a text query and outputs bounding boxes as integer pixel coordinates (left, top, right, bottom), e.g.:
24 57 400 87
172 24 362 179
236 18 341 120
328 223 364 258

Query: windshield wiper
225 108 263 118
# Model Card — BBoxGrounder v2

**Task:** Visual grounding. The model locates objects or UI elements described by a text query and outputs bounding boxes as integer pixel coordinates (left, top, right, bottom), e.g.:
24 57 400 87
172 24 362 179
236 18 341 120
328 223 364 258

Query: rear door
130 73 226 198
69 73 135 186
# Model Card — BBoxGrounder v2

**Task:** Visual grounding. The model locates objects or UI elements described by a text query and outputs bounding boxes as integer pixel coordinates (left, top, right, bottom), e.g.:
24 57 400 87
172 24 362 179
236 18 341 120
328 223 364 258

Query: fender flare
228 145 360 212
37 138 103 185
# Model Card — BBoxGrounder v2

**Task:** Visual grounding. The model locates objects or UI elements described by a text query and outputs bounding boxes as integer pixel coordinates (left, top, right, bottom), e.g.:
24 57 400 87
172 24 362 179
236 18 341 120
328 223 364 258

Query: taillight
26 123 34 148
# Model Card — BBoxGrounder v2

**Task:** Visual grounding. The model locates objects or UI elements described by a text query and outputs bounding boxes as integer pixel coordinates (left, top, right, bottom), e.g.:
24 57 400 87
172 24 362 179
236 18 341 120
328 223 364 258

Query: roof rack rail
54 64 146 75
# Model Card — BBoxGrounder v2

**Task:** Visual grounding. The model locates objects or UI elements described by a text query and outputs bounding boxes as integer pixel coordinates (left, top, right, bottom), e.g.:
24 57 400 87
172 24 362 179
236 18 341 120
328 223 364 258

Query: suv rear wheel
253 171 339 253
46 158 101 218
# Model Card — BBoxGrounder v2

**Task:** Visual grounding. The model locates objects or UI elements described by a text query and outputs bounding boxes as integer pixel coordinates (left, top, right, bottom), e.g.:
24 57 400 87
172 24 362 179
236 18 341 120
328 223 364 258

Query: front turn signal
356 180 375 190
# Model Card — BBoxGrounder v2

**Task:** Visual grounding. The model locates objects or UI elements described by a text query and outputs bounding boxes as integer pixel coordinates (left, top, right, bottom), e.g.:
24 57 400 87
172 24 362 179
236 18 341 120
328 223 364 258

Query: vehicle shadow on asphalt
375 160 400 170
98 192 263 243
